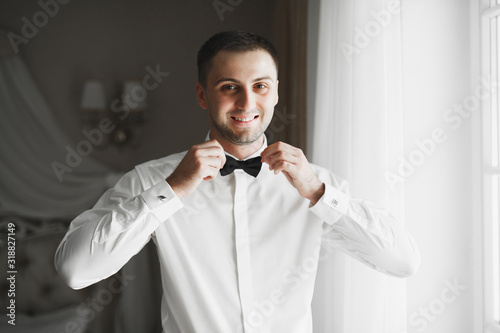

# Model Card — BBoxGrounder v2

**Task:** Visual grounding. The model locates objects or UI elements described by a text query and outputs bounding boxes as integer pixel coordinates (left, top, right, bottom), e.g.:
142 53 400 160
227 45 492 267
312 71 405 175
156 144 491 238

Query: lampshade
122 80 148 111
80 79 106 111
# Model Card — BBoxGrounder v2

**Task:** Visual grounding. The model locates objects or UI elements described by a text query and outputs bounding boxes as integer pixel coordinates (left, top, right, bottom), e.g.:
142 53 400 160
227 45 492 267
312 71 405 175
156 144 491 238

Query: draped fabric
0 29 156 333
308 0 407 332
0 54 118 218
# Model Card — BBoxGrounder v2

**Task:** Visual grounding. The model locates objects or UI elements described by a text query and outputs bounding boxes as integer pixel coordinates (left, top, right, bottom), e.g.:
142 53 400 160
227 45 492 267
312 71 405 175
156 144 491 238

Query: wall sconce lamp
80 79 147 149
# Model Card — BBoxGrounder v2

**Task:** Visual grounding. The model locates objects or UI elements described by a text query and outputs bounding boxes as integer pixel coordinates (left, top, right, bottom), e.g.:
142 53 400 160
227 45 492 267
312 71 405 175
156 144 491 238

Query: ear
274 79 280 106
196 82 208 109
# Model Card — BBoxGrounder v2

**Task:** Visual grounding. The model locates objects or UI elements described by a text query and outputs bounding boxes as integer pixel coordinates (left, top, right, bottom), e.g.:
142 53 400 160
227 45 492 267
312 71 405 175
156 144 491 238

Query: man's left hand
261 142 325 205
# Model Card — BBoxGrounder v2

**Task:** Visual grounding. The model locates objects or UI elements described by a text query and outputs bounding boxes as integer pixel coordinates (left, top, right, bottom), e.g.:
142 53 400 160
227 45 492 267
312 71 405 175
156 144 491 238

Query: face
196 49 279 146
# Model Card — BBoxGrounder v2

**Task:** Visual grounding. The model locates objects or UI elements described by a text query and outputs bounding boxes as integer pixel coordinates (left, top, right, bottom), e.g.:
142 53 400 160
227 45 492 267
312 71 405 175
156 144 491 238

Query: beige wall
0 0 275 171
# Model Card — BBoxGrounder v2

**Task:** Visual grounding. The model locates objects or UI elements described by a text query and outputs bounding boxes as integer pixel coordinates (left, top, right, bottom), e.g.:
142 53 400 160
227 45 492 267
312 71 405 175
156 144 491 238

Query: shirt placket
233 170 254 332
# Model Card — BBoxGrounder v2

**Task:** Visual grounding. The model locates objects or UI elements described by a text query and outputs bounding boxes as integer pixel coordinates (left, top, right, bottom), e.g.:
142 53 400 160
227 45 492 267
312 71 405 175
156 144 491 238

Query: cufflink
157 195 167 201
331 199 339 207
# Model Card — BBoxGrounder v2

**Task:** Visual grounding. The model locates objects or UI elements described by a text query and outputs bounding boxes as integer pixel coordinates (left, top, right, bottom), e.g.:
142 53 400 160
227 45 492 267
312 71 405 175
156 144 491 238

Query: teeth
234 117 254 122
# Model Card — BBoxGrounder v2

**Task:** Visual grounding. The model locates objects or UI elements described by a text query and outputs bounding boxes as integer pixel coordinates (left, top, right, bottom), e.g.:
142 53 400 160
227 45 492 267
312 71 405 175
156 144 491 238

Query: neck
210 132 264 160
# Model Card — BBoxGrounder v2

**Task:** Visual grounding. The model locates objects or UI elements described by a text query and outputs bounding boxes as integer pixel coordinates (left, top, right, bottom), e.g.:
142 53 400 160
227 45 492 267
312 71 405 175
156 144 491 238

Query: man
55 30 420 333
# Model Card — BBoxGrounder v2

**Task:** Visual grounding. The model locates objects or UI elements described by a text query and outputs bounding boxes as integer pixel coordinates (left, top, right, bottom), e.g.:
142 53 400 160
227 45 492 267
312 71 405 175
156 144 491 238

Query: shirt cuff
140 180 183 222
309 183 349 225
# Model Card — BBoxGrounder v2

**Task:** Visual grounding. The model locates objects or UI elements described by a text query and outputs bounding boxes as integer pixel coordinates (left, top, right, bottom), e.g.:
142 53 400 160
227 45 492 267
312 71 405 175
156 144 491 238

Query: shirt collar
204 131 268 161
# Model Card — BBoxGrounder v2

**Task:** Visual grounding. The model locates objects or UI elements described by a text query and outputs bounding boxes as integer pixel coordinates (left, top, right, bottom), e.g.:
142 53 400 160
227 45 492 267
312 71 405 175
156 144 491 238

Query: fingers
201 156 225 179
261 141 300 162
261 141 323 203
191 139 226 170
261 142 302 173
204 139 226 168
192 140 224 157
167 140 226 198
265 151 298 172
199 139 223 150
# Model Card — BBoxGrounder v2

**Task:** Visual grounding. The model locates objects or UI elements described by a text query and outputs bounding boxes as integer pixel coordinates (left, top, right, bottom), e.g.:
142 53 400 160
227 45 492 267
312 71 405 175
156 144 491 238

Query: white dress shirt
54 136 420 333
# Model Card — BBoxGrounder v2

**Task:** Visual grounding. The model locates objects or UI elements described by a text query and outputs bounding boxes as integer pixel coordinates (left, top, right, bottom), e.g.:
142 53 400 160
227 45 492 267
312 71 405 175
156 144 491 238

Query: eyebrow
214 76 274 86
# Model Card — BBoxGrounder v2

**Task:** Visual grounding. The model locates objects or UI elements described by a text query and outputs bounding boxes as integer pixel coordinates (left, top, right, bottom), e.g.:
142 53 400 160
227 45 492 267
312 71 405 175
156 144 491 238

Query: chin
228 136 260 146
226 130 264 146
211 117 267 146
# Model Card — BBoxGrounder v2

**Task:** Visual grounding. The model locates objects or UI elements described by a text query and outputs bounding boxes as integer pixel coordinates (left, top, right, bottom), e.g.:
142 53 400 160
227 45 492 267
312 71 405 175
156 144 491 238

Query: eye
222 84 237 91
254 83 268 89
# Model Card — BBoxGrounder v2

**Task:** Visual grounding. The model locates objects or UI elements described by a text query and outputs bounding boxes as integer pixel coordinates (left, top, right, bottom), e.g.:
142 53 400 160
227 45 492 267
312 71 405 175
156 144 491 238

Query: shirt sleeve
54 169 183 290
310 180 421 278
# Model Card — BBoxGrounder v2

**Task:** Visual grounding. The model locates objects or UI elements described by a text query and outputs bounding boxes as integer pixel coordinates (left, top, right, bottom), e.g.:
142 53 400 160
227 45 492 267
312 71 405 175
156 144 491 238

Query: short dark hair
197 30 279 87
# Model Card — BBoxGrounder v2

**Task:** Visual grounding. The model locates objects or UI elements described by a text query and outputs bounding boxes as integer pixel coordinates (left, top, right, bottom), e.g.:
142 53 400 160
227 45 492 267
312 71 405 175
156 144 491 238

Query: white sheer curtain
308 0 407 332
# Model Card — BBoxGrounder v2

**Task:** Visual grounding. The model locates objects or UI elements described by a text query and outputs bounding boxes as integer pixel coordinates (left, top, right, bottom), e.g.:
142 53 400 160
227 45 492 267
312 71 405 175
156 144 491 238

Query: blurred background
0 0 300 171
0 0 496 333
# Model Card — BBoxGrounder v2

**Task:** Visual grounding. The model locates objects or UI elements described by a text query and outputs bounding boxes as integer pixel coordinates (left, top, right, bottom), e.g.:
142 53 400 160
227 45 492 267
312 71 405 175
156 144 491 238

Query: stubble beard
210 112 270 146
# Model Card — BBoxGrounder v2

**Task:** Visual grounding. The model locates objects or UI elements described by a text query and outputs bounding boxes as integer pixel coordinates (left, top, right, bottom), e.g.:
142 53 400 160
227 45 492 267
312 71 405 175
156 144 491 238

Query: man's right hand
166 139 226 199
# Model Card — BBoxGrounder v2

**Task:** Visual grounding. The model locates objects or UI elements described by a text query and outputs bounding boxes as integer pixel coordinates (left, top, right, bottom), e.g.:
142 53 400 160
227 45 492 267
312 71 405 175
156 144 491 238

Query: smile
231 115 259 123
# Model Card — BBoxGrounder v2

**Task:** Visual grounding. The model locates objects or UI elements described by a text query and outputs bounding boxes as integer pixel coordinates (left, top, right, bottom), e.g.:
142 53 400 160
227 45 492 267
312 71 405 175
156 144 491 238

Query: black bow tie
220 155 262 177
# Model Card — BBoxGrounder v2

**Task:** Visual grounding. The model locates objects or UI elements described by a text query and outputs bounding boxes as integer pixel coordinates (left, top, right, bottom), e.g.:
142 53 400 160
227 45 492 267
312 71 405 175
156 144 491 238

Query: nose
235 87 256 112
